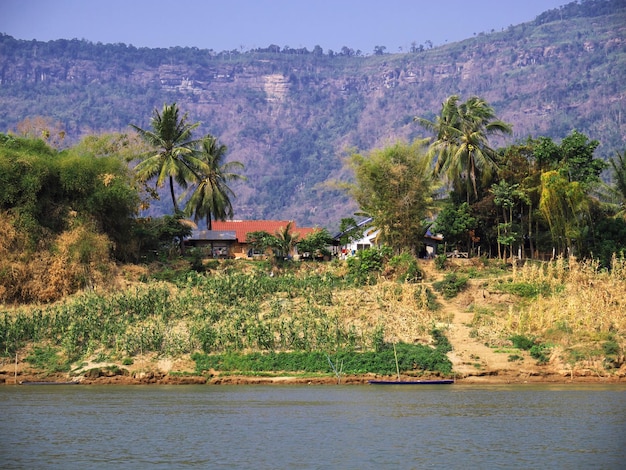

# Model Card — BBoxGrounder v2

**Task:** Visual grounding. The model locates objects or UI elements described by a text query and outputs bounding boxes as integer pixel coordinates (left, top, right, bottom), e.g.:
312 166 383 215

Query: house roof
189 230 237 242
211 220 318 243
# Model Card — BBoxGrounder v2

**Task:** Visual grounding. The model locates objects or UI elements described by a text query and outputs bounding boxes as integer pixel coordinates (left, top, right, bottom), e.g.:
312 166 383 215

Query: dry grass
329 281 446 345
511 256 626 337
464 256 626 358
0 214 117 304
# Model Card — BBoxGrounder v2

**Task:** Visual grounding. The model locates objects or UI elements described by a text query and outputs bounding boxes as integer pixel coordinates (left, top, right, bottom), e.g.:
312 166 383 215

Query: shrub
388 253 422 283
432 273 468 299
346 246 392 285
25 346 70 373
603 340 620 356
509 334 536 350
530 344 550 364
434 253 447 270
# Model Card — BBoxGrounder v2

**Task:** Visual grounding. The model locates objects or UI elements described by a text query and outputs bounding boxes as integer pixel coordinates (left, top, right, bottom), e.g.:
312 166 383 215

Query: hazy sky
2 0 569 54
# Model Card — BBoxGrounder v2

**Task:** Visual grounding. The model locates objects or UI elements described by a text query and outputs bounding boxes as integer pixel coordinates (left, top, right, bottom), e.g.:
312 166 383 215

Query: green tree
431 202 477 253
539 170 590 256
245 222 301 262
297 228 334 259
490 180 526 259
130 103 200 213
418 95 511 202
337 217 365 247
272 221 300 260
608 149 626 218
558 130 606 185
346 140 437 255
182 135 246 229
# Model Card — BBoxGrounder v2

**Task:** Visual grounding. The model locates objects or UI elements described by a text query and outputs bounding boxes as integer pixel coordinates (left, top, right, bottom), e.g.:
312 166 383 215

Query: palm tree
183 135 246 229
130 103 200 212
418 96 511 202
416 95 460 177
272 221 300 260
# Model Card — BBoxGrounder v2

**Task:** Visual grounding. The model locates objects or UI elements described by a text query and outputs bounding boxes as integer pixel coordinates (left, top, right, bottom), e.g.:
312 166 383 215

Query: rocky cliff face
0 2 625 228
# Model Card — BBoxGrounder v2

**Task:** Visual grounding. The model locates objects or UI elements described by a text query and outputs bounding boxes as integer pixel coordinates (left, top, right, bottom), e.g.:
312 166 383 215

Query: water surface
1 383 624 469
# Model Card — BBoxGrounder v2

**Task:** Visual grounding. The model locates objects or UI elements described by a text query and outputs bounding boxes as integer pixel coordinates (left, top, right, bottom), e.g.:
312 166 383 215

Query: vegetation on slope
1 254 625 381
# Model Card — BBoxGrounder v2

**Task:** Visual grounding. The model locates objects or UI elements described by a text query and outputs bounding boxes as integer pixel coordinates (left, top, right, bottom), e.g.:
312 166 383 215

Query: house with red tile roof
185 220 319 258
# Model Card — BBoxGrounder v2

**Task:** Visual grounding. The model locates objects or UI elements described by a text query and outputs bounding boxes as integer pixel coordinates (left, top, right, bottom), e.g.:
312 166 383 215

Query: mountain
0 0 625 230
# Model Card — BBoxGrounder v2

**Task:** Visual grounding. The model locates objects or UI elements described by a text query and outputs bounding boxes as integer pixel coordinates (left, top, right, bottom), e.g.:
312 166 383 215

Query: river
1 383 625 469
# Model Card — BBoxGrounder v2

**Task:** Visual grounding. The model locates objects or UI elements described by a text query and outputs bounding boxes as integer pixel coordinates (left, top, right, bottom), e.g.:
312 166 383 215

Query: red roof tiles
211 220 318 242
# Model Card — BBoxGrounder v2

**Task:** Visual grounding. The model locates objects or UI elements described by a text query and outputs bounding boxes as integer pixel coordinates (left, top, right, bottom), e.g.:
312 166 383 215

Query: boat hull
368 379 454 385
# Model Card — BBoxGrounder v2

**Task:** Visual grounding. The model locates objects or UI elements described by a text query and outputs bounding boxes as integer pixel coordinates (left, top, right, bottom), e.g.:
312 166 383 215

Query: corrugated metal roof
189 230 237 241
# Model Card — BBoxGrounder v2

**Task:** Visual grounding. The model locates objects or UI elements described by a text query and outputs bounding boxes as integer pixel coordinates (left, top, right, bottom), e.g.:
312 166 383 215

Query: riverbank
3 367 625 386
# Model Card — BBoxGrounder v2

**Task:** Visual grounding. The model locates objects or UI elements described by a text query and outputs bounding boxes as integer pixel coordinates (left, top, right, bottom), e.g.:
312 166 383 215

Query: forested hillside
0 0 624 229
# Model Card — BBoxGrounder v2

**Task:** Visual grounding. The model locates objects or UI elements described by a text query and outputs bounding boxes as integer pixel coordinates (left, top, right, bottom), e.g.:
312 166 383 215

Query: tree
418 95 512 202
130 103 200 213
373 45 386 55
245 222 300 262
431 202 477 253
182 135 246 229
539 170 590 256
490 180 526 259
558 130 606 186
272 221 300 260
346 140 438 255
337 217 365 247
608 149 626 218
14 116 66 148
297 228 334 259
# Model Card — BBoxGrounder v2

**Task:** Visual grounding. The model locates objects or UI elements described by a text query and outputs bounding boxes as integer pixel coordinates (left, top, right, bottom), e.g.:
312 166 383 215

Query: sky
1 0 570 54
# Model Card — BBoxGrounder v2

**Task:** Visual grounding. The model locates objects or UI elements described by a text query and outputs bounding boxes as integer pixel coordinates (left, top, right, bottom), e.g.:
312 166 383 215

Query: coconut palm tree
418 96 511 202
130 103 200 212
183 135 246 229
415 95 460 177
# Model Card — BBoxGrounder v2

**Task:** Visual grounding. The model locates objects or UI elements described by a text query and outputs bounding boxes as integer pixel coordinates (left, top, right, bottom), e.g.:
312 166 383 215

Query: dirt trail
439 296 515 378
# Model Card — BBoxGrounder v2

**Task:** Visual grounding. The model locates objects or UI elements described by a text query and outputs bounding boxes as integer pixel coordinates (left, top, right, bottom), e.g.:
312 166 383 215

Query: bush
25 346 70 373
388 253 422 282
434 253 447 270
495 281 555 298
530 344 550 364
432 273 468 299
346 246 392 285
509 334 536 350
602 340 620 356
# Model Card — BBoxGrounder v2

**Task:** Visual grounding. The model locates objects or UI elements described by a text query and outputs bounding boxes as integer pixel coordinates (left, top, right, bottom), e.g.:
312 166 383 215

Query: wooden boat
369 379 453 385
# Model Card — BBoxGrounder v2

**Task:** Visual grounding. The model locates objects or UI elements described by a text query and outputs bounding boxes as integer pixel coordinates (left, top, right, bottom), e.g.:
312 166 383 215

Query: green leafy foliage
297 228 334 259
346 246 393 285
192 340 452 376
509 334 536 350
388 253 422 283
25 346 70 373
432 202 476 252
347 141 437 254
432 273 469 299
494 280 560 298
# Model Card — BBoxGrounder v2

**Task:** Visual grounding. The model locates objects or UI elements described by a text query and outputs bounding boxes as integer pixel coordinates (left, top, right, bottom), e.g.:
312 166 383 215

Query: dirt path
439 296 515 378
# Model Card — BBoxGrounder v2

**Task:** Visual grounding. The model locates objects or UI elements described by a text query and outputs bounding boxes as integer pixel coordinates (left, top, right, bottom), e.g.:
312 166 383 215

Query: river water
1 383 625 469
